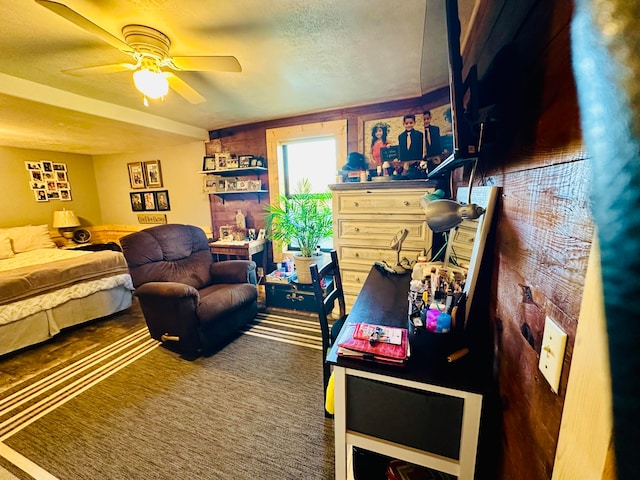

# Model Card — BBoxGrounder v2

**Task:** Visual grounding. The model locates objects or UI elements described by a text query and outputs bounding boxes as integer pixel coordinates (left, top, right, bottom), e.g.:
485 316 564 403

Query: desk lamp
52 209 80 247
420 124 487 233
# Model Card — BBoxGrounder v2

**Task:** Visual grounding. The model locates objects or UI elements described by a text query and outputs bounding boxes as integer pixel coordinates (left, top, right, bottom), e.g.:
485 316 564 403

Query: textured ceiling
0 0 475 155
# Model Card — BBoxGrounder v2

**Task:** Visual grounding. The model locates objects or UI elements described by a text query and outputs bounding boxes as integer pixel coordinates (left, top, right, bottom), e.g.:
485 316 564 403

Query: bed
0 225 134 357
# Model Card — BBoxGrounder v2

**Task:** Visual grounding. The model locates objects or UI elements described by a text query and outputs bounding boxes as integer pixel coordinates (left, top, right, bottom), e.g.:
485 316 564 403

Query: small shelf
199 167 267 177
207 189 269 204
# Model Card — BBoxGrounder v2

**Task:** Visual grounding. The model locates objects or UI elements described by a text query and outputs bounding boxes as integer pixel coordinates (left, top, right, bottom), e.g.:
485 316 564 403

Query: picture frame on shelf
238 155 252 168
202 156 217 171
156 190 170 211
203 175 217 192
248 179 262 191
227 156 239 169
130 192 144 211
257 229 266 240
216 153 230 170
144 160 163 188
128 162 146 189
143 191 156 211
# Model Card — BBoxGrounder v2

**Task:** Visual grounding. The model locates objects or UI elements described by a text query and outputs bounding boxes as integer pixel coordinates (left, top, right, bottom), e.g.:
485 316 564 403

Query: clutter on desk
408 260 467 334
336 324 409 365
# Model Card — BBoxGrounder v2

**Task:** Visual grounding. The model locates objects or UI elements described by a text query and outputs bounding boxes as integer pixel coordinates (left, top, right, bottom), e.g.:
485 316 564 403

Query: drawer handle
403 200 410 206
354 252 360 258
353 201 359 207
354 227 360 232
356 276 361 282
286 293 304 302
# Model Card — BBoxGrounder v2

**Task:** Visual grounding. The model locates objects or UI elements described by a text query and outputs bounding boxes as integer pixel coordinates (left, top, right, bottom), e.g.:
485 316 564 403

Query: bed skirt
0 285 133 357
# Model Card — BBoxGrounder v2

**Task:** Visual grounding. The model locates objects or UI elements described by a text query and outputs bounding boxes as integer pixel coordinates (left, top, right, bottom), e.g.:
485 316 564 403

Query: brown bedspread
0 251 130 305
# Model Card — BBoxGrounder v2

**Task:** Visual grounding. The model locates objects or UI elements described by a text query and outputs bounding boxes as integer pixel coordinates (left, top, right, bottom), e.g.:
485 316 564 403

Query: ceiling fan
36 0 242 105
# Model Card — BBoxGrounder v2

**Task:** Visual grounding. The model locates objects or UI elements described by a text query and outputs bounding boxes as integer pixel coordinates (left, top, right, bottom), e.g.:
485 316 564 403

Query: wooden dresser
329 180 440 308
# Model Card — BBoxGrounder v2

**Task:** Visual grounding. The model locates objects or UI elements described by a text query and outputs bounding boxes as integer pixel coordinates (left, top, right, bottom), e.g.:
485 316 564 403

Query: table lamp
52 209 80 247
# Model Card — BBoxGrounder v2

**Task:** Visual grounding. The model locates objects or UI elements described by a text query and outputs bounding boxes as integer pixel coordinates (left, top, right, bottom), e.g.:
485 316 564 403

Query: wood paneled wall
466 0 594 478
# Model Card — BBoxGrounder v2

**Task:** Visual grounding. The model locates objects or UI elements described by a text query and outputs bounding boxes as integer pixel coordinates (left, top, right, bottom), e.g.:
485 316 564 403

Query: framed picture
227 157 239 169
53 163 67 171
130 192 144 211
219 225 234 241
143 191 156 211
25 161 41 170
202 156 216 171
34 189 48 202
203 176 217 192
216 153 229 170
59 189 72 201
144 160 163 188
128 162 146 189
257 229 266 240
360 104 452 167
155 190 170 211
238 155 252 168
42 161 53 172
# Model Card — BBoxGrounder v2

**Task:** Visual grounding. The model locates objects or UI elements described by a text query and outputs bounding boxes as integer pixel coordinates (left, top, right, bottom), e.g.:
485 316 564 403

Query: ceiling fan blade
170 56 242 73
35 0 135 55
62 63 138 76
166 72 206 104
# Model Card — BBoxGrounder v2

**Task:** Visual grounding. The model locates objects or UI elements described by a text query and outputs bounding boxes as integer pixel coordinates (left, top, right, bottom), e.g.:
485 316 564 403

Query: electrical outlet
538 316 567 393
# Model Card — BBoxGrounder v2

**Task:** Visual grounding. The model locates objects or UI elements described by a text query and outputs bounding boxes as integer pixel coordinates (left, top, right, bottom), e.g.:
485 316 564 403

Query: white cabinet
330 182 437 308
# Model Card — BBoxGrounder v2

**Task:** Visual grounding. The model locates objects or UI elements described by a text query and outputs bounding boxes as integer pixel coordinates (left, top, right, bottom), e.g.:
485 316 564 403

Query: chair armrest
135 281 200 300
210 260 257 285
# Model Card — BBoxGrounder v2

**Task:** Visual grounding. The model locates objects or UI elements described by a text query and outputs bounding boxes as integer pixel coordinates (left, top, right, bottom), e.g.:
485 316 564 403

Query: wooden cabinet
330 182 438 308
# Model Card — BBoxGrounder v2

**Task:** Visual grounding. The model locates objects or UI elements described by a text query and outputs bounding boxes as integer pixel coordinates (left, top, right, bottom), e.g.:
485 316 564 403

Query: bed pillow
0 225 57 253
0 233 14 259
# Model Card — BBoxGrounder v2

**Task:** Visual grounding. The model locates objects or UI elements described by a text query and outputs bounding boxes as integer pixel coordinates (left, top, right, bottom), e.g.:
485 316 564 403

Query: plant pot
293 253 326 284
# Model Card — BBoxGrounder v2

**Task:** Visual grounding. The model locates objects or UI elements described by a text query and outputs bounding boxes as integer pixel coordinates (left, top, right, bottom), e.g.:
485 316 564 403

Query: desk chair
310 250 347 416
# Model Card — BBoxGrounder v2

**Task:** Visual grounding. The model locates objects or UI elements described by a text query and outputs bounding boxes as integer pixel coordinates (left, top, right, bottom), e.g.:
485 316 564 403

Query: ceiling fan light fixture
133 68 169 100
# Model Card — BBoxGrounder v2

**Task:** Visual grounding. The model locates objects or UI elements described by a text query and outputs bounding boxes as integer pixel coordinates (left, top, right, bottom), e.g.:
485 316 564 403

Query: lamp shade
52 210 80 229
133 68 169 99
423 199 485 233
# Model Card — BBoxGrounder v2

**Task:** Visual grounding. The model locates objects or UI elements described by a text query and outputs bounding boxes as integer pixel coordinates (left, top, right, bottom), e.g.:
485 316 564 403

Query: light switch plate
538 316 567 393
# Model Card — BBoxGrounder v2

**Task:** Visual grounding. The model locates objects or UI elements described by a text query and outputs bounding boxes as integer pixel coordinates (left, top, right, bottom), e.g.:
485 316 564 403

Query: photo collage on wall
25 161 72 202
127 160 170 213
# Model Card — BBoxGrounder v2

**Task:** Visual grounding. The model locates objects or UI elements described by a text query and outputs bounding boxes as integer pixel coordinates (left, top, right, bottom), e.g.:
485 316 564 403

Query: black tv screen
428 0 478 178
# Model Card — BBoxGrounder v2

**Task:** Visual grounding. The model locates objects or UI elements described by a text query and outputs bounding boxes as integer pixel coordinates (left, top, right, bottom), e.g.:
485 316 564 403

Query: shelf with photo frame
200 160 268 203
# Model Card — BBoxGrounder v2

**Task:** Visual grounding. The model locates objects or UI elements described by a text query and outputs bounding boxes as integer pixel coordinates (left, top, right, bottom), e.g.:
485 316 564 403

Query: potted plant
264 178 333 283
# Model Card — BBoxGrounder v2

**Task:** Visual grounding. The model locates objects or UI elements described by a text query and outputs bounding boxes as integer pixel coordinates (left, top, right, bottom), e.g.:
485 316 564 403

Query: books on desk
336 323 409 365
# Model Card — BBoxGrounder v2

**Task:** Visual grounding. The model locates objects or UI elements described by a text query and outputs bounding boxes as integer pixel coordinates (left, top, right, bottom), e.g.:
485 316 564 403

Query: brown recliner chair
120 224 258 358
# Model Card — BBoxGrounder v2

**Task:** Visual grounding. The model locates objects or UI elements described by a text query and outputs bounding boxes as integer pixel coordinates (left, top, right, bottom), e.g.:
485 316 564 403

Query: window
282 138 337 196
266 119 347 261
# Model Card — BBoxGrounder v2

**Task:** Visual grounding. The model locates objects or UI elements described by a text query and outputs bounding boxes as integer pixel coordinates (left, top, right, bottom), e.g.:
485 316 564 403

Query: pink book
337 324 409 361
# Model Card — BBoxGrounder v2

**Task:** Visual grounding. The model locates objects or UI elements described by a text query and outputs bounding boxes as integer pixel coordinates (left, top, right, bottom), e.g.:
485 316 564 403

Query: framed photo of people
143 160 163 188
360 103 452 168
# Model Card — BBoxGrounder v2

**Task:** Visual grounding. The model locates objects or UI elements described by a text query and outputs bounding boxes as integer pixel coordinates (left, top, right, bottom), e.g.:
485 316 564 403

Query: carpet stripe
0 442 58 480
248 324 323 343
0 339 159 441
243 330 323 350
0 327 150 416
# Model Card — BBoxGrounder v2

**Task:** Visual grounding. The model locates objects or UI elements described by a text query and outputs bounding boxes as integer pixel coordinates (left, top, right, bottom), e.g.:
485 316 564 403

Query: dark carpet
0 311 334 480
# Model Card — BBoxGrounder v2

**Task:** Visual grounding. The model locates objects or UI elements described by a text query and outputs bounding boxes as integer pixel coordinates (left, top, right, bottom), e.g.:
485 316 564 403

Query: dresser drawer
338 245 423 267
334 189 433 216
336 219 429 248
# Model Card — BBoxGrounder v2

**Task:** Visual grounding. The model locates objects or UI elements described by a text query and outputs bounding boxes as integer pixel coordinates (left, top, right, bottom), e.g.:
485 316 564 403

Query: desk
327 266 490 480
209 239 267 276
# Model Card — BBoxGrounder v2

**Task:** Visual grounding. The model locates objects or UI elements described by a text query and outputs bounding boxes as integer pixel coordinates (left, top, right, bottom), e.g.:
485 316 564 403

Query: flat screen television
428 0 479 178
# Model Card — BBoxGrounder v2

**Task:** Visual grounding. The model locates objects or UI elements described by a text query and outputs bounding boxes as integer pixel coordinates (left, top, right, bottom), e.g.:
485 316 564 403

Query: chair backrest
310 250 346 352
121 224 213 289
